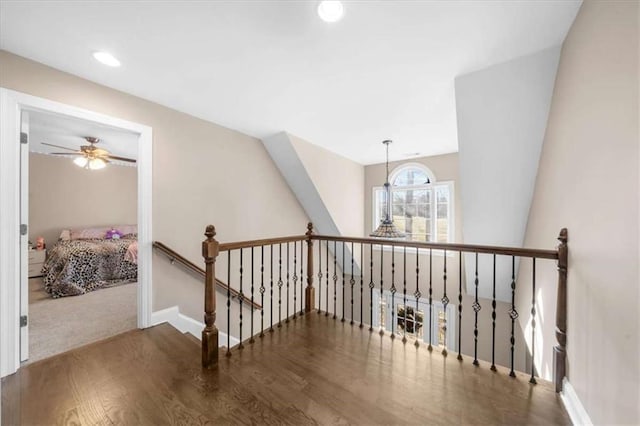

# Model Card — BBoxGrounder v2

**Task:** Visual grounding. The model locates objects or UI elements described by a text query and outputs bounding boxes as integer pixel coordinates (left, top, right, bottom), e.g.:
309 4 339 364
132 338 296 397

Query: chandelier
370 140 405 239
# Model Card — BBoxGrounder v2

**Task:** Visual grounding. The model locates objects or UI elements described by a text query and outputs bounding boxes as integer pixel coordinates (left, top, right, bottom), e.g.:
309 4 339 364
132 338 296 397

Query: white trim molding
560 378 593 426
0 88 153 378
151 306 239 347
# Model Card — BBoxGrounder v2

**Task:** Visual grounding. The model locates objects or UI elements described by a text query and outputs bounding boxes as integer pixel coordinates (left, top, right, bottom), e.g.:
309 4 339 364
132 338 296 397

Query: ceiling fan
43 137 136 170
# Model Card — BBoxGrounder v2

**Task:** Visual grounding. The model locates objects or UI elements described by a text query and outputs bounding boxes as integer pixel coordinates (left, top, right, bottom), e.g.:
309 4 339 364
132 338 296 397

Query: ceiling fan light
317 1 344 23
73 156 88 168
88 158 106 170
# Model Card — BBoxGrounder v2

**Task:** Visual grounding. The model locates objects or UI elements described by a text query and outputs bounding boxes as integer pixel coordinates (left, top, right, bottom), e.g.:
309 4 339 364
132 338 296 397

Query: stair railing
201 223 568 393
153 241 261 309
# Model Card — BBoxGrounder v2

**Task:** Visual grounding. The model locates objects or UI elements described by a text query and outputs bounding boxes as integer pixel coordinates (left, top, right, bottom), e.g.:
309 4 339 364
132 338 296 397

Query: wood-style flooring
1 313 570 425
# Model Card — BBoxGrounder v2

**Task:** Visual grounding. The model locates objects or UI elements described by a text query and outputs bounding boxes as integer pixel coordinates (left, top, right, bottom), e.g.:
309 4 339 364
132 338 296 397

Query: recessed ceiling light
93 51 121 67
317 1 344 23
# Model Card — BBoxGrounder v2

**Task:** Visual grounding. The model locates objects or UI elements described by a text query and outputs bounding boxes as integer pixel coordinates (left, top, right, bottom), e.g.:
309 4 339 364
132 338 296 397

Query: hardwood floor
1 313 570 425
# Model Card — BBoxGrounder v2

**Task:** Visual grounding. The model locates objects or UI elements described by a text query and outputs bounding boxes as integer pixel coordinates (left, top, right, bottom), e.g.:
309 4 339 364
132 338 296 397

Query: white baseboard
561 378 593 426
151 306 239 347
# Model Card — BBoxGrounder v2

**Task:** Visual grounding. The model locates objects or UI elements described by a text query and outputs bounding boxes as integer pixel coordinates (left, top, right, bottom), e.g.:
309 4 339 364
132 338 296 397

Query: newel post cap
202 225 219 259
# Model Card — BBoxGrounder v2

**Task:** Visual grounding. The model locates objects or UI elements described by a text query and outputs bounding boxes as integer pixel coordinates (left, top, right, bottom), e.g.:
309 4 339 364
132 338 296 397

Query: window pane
415 189 429 204
438 309 447 347
392 190 405 204
396 304 424 339
436 186 450 243
379 299 387 330
375 189 387 224
392 167 430 186
437 186 449 203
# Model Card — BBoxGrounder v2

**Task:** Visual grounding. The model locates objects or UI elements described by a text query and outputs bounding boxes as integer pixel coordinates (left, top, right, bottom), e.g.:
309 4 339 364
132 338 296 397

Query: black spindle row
218 236 543 385
303 238 542 383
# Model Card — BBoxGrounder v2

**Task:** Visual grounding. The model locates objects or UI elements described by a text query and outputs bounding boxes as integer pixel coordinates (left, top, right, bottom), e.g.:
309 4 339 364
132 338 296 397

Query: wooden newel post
554 228 568 392
305 222 315 313
202 225 219 368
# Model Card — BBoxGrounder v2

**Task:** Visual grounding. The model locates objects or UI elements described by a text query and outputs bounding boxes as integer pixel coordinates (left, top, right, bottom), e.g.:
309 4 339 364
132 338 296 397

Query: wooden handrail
153 241 262 310
218 235 308 252
310 235 559 260
213 232 558 260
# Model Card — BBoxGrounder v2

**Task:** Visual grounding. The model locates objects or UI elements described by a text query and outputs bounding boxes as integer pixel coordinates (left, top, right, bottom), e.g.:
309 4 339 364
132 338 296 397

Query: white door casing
0 88 153 377
19 110 29 362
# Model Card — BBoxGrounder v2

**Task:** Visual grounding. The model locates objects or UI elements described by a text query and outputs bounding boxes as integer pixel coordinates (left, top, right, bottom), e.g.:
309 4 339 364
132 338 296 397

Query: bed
41 225 138 298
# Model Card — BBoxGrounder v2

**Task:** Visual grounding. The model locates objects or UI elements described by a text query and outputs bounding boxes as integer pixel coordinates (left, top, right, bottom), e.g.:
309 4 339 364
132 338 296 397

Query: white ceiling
0 1 581 164
28 110 138 165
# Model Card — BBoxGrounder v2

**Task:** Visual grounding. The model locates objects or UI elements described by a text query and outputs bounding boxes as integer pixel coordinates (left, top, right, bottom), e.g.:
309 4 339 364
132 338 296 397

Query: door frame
0 88 153 377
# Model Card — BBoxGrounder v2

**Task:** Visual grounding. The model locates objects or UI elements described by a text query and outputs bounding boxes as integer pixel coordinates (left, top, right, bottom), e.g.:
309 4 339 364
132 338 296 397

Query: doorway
0 88 153 377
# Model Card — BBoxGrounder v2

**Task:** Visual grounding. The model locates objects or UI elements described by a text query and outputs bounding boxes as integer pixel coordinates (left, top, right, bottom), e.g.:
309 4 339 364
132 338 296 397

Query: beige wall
517 1 639 423
29 153 137 246
289 133 364 238
0 50 309 321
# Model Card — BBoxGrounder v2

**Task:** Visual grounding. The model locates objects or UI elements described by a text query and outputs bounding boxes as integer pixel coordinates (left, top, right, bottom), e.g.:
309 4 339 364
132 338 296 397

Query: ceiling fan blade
42 142 79 152
50 152 85 156
106 155 137 163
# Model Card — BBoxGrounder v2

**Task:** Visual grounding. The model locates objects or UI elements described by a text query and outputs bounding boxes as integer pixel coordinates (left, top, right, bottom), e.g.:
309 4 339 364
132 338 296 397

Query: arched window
373 163 454 242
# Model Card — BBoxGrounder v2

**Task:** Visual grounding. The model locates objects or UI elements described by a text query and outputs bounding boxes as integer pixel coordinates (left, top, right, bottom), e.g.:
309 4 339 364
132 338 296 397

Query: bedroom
25 110 139 363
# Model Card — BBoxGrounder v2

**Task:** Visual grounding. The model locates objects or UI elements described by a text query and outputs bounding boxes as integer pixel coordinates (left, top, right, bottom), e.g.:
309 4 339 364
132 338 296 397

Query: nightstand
28 249 46 278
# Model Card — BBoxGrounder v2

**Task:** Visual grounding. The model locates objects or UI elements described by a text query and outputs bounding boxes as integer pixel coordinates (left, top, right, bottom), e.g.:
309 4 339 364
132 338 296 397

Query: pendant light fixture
370 140 405 239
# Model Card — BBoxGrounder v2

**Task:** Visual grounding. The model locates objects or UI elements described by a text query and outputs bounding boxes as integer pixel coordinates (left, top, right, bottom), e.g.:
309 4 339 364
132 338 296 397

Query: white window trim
372 290 456 350
388 162 436 186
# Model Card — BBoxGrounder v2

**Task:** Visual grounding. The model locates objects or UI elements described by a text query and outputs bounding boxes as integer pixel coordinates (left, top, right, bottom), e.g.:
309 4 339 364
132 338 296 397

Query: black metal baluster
260 246 265 338
379 244 384 336
509 256 518 377
317 241 323 314
238 249 244 350
250 247 255 343
226 251 231 356
270 245 274 332
530 258 537 384
369 244 374 332
278 244 283 327
428 248 433 351
286 243 290 322
333 241 338 319
350 241 355 325
414 246 420 348
472 253 480 366
342 241 346 323
491 254 497 371
360 243 364 328
325 241 329 316
390 246 396 340
292 242 297 321
300 240 304 316
402 246 407 344
442 249 448 357
457 252 463 361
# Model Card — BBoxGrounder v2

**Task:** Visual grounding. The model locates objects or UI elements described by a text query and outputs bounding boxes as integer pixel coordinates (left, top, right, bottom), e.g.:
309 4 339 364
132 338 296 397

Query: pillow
70 227 110 240
105 228 124 239
59 229 71 241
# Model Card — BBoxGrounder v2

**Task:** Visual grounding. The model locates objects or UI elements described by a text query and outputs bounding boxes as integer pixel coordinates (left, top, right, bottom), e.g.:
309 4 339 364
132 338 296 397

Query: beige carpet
26 278 137 364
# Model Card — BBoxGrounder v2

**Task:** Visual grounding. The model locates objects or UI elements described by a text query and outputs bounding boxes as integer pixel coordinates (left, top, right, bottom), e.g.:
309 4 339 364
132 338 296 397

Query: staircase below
1 314 569 425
